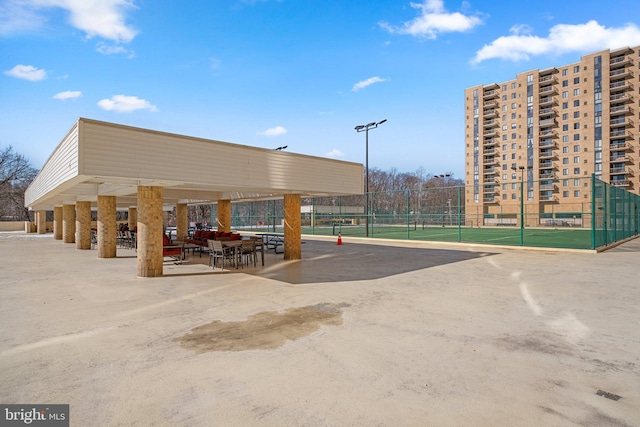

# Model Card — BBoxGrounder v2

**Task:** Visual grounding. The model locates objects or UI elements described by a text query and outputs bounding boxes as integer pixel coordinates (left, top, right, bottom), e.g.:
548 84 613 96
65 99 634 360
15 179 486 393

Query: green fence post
406 190 410 239
457 186 461 242
590 174 595 250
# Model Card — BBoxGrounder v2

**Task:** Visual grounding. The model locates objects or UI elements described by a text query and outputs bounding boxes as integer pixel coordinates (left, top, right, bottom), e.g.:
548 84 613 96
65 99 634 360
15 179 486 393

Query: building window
574 190 580 197
511 133 517 139
562 102 568 109
502 125 508 131
574 122 580 129
574 100 580 107
574 156 580 163
512 183 517 190
563 168 569 175
511 153 516 159
511 93 517 99
562 135 569 142
562 80 568 87
574 134 580 141
511 173 517 179
563 146 569 153
573 65 580 73
511 193 517 199
573 88 580 96
562 91 568 98
562 124 569 131
562 69 568 76
502 154 507 160
562 179 569 187
573 111 580 118
563 191 569 197
511 113 516 119
511 123 517 129
502 184 508 190
574 167 580 174
502 144 507 150
573 77 580 84
502 174 508 180
502 85 507 91
511 103 517 109
574 179 581 186
563 158 569 164
502 95 507 101
502 105 508 111
562 113 568 120
574 145 580 152
502 194 507 200
511 143 516 149
512 82 517 89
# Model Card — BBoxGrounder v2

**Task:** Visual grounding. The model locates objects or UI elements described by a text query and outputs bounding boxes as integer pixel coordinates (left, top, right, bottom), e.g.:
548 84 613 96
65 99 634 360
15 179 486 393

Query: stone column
62 204 76 243
75 201 92 250
137 186 163 278
98 196 117 258
53 206 63 240
176 203 188 241
217 200 231 232
284 194 301 260
128 207 137 231
35 210 47 234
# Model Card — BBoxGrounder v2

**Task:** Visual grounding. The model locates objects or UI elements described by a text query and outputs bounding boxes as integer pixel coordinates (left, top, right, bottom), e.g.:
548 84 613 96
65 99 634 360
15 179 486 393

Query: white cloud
96 41 135 57
380 0 483 39
352 76 387 92
3 0 138 43
97 94 157 112
258 126 287 137
325 149 344 159
0 0 45 35
4 64 47 81
53 90 82 100
472 20 640 64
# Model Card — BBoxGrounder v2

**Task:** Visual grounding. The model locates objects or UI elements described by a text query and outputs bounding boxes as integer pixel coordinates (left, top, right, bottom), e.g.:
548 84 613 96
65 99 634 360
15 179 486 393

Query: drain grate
596 390 622 401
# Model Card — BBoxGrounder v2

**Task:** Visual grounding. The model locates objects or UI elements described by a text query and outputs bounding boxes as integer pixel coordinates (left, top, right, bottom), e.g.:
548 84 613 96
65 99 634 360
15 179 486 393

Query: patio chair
238 239 257 268
208 240 234 270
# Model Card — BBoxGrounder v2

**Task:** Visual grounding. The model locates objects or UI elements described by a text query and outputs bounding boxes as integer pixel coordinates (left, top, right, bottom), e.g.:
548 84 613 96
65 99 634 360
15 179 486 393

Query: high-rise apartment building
464 46 639 224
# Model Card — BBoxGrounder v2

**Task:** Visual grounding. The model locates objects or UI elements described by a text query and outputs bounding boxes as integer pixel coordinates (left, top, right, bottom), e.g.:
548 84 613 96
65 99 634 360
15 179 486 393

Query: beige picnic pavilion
24 118 363 277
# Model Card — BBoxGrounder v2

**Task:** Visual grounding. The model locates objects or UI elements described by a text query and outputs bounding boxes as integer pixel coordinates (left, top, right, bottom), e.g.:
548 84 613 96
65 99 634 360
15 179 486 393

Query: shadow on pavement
252 240 497 285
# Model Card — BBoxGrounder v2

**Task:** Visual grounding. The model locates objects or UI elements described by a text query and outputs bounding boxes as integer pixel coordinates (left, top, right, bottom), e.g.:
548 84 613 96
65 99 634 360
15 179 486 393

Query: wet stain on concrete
177 303 349 353
494 331 574 356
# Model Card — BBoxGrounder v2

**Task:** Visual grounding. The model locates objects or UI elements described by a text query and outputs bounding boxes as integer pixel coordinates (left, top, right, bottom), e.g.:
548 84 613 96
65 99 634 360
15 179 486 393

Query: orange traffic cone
336 232 343 245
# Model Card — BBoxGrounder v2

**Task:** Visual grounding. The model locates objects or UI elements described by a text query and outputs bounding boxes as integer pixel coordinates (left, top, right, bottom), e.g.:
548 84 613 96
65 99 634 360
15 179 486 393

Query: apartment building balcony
539 129 557 138
539 107 557 117
483 185 498 194
539 118 557 127
483 119 498 128
483 138 497 147
539 193 559 202
483 167 496 175
610 155 634 164
610 117 632 128
483 90 499 99
483 148 498 155
539 183 559 191
483 175 497 183
609 142 628 151
483 100 497 108
610 68 633 80
539 86 558 95
483 109 498 118
609 129 632 139
539 171 557 179
611 180 630 187
483 129 498 137
539 150 556 160
610 80 633 92
540 139 557 148
483 196 499 203
610 55 632 68
609 166 629 175
483 157 499 166
539 75 558 84
610 93 633 103
539 160 557 170
610 105 632 116
539 96 557 106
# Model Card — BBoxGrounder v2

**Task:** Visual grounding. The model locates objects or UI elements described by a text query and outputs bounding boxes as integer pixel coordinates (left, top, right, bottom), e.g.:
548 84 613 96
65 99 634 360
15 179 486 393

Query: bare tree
0 146 38 221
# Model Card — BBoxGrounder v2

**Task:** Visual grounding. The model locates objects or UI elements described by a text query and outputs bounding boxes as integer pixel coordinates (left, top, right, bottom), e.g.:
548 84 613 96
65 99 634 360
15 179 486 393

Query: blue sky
2 0 640 180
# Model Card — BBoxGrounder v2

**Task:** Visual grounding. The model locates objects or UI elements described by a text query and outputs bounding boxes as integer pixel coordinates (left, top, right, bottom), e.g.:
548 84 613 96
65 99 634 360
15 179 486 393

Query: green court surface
302 225 593 250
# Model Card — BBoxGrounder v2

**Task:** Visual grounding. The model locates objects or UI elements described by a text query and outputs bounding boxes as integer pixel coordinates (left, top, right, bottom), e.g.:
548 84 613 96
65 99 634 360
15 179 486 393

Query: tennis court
303 224 593 250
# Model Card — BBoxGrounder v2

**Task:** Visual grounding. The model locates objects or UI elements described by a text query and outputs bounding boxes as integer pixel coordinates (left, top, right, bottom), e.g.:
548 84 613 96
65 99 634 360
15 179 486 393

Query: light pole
438 174 451 227
512 165 531 245
355 119 387 237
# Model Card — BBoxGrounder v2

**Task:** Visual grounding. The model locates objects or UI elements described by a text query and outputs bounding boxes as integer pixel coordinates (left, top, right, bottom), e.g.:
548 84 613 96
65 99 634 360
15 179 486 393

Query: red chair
163 235 183 263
